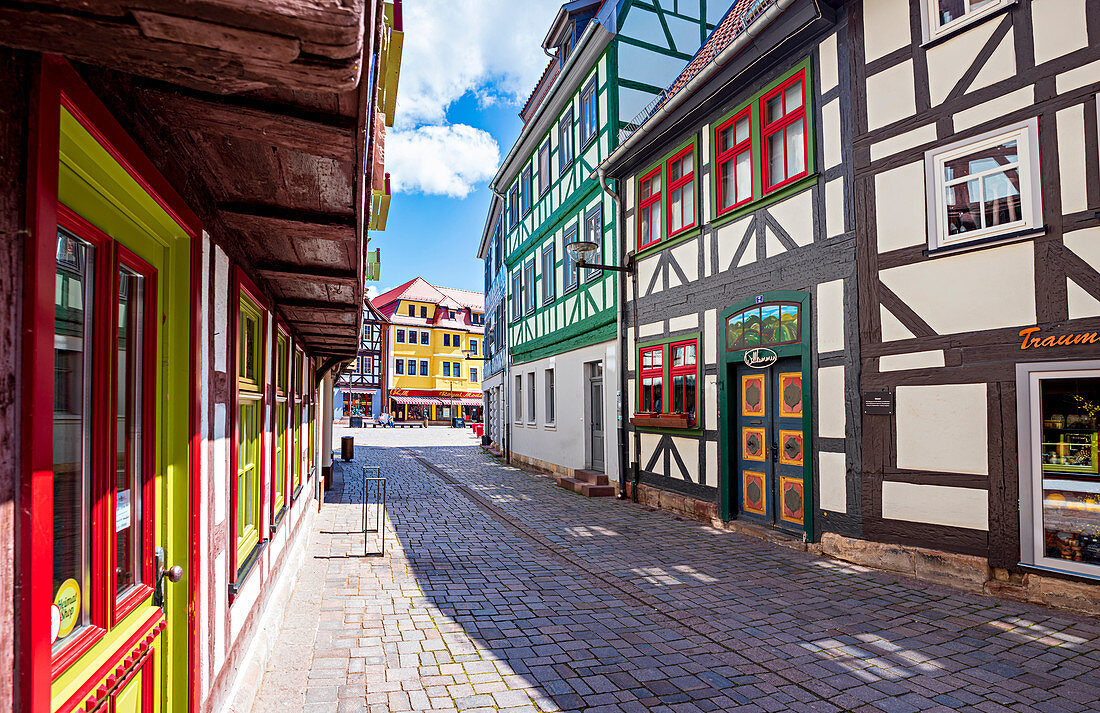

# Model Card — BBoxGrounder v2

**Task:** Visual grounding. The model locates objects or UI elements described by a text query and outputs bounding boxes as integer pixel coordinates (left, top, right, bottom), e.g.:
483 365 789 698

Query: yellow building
372 277 485 422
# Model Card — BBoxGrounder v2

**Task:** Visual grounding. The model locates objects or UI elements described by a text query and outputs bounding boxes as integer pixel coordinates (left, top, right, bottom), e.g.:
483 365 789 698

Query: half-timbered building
601 0 857 540
491 0 730 486
335 291 390 422
479 197 509 449
0 2 401 712
849 0 1100 595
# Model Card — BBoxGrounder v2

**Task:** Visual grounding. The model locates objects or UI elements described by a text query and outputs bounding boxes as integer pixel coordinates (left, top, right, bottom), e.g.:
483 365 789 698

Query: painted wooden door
734 357 805 533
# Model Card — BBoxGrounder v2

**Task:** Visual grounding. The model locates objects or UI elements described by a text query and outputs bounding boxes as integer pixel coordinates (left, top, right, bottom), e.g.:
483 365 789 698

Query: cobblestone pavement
252 428 1100 713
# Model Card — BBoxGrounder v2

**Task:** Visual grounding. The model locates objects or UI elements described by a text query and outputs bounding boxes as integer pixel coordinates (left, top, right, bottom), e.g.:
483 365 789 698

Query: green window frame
272 333 289 518
236 294 264 567
711 59 815 223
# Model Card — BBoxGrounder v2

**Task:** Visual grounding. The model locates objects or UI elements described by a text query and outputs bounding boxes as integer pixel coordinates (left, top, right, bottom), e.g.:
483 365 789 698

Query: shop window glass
1040 377 1100 567
53 232 94 649
115 266 145 596
726 302 801 351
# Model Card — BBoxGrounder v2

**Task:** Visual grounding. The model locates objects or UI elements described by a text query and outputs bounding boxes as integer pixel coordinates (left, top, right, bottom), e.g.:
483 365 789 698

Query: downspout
598 171 631 500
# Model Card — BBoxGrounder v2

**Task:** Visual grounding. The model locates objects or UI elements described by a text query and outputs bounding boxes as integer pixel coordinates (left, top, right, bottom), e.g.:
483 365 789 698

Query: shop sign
54 578 80 641
744 347 778 369
1019 326 1100 350
862 391 894 415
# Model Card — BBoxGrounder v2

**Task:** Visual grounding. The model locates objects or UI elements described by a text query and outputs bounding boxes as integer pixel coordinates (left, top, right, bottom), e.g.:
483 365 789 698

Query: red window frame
291 345 305 497
638 345 664 414
665 144 696 239
715 107 754 214
760 71 808 194
637 166 663 250
668 339 698 424
229 268 269 584
271 322 291 527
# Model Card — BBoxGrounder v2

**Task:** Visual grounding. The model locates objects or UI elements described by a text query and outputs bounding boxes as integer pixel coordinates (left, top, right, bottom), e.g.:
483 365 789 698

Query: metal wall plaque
862 391 893 415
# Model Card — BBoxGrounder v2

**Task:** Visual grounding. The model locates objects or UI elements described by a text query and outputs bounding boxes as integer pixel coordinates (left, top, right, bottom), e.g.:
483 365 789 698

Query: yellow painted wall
392 324 482 392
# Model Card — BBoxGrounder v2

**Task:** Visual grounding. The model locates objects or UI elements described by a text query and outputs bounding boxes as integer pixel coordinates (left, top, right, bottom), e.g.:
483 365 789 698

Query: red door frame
20 55 202 713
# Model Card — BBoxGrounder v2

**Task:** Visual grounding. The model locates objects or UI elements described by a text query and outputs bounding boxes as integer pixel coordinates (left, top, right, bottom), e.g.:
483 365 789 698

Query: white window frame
920 0 1015 43
545 368 555 426
538 139 551 196
924 118 1042 253
527 372 536 425
1017 361 1100 580
524 259 536 315
514 375 523 424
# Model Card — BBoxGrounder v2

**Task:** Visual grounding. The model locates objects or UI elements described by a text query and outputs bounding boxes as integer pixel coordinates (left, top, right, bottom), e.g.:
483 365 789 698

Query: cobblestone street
250 429 1100 713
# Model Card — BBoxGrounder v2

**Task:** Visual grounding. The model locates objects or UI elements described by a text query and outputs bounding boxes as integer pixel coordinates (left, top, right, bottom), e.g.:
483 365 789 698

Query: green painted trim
506 179 601 269
634 131 701 256
511 316 616 363
709 57 815 220
650 0 678 52
635 225 702 260
717 290 813 540
634 330 703 431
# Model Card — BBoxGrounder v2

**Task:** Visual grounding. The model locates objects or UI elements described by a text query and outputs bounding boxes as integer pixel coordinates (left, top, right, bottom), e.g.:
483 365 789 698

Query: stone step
574 469 608 486
554 476 615 498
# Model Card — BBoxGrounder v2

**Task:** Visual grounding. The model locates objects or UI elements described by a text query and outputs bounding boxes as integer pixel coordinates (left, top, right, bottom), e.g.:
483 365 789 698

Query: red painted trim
55 610 164 713
714 106 754 215
270 322 291 527
637 344 665 415
46 56 200 238
636 166 663 250
668 338 699 424
187 221 203 713
760 70 808 195
665 143 697 239
22 57 61 713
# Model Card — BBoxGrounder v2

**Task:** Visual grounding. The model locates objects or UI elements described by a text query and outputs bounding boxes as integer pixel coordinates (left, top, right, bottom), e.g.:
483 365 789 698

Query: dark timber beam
280 299 360 313
257 263 357 285
219 202 356 243
134 85 356 159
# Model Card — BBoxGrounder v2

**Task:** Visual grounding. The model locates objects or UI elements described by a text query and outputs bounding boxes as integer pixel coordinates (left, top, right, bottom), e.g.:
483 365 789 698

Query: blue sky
368 0 565 298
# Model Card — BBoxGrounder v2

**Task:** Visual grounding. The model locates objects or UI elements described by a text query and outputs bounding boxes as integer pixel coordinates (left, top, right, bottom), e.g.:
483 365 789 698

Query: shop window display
1040 377 1100 566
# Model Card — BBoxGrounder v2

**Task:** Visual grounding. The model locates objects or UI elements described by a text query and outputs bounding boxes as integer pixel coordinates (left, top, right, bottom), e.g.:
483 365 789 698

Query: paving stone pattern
252 429 1100 713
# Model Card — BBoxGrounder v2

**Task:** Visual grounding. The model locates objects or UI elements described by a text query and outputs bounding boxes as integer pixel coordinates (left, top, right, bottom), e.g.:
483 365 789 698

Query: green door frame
718 289 814 540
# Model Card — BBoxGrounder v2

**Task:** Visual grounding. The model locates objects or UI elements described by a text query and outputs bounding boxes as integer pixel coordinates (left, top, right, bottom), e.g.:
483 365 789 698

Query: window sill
921 0 1016 49
270 505 288 534
926 225 1045 258
631 414 694 429
229 539 269 598
544 423 556 431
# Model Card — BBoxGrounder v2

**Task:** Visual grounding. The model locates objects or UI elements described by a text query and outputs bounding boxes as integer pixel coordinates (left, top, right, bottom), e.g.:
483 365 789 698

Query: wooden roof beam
219 202 356 243
134 85 356 159
257 263 357 285
279 299 360 313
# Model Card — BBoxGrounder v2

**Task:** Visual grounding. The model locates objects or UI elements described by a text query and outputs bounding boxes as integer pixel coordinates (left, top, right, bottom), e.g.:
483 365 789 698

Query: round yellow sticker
54 579 81 639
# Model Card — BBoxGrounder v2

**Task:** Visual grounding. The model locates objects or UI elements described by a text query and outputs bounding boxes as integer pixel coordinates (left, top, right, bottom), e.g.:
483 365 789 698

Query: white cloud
388 124 500 198
396 0 565 128
365 285 379 299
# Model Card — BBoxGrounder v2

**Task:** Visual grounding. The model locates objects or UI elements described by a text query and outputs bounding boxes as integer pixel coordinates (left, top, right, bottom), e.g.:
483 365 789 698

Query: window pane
682 153 693 175
719 124 733 154
684 179 695 227
54 232 93 649
766 94 783 124
673 375 684 413
736 150 752 203
983 168 1022 228
727 312 745 350
761 304 782 345
784 81 803 113
669 158 682 182
768 132 785 186
1039 377 1100 567
670 187 683 233
946 178 982 235
735 116 750 144
785 119 805 178
115 267 145 596
780 305 800 343
685 374 696 418
743 308 762 347
936 0 967 25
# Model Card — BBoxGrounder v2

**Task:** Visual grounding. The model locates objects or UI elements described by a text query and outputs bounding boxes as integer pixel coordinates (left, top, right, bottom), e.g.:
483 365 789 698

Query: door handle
154 546 184 607
771 441 778 464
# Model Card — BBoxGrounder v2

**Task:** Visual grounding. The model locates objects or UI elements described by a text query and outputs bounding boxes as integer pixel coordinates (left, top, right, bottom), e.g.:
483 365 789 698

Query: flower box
631 413 693 428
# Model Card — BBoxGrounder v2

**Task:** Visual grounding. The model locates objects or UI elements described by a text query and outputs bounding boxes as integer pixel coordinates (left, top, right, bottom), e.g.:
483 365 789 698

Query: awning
389 395 440 406
440 397 483 407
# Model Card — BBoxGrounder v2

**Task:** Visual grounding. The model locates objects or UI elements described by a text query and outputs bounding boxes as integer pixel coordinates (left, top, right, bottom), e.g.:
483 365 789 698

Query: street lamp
564 240 635 277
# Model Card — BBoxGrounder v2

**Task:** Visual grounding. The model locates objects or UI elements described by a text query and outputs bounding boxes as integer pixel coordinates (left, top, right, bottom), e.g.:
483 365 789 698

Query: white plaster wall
1032 0 1088 66
821 98 842 170
896 383 988 475
926 20 1013 106
510 340 619 481
880 305 916 342
870 124 937 162
825 178 845 238
767 190 814 246
670 240 698 284
819 32 838 93
817 366 846 439
668 313 698 332
716 215 753 271
863 0 911 63
879 350 945 372
866 61 916 131
882 481 989 530
818 451 846 513
1056 58 1100 94
1057 104 1088 215
875 161 926 252
953 86 1033 132
816 279 845 354
704 309 717 365
880 242 1036 335
1065 227 1100 318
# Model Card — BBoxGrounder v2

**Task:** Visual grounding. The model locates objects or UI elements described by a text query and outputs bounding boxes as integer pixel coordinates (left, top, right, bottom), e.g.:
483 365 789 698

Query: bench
368 420 426 428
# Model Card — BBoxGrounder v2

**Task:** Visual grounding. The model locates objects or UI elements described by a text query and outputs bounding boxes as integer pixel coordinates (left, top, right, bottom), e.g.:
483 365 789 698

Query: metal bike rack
361 465 386 556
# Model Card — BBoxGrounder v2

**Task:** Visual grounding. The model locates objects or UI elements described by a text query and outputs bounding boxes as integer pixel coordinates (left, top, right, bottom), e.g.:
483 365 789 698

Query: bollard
341 435 354 461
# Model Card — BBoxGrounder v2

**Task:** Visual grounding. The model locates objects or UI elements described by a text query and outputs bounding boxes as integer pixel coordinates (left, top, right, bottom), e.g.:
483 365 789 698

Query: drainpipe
598 171 631 500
